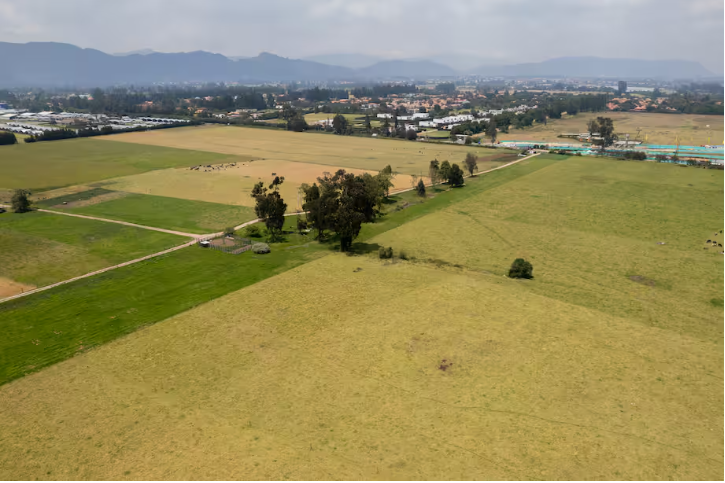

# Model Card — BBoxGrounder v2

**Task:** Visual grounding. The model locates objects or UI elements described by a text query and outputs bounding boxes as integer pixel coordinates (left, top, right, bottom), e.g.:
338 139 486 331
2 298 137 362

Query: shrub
223 226 235 236
416 178 426 197
0 131 17 145
252 242 271 254
296 215 308 234
11 189 31 213
508 258 533 279
244 225 262 237
378 246 393 259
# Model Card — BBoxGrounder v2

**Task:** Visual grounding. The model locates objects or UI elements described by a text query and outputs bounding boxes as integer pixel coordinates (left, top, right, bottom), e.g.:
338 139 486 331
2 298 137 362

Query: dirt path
35 208 202 238
0 156 538 304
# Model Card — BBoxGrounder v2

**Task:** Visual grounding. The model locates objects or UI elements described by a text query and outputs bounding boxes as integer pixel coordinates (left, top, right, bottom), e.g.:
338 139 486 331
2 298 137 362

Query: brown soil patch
0 277 36 298
629 275 656 287
210 237 238 247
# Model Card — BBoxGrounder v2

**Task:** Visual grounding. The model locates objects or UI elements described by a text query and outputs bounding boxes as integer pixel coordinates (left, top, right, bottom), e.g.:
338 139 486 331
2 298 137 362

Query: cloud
0 0 721 72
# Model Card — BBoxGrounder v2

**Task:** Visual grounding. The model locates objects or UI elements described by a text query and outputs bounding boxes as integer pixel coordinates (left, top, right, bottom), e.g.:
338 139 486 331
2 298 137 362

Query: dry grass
102 159 421 209
0 253 720 480
486 112 725 145
0 155 721 480
102 124 511 177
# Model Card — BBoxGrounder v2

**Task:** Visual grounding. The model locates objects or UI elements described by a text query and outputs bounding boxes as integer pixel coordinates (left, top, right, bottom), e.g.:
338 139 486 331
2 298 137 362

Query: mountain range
0 42 716 88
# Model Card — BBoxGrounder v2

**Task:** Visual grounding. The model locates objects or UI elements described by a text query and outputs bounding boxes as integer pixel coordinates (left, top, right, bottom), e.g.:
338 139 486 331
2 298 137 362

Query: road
0 154 538 304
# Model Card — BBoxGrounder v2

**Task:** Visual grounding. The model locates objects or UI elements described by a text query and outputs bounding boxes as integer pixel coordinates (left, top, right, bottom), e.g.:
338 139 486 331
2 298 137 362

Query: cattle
707 240 712 243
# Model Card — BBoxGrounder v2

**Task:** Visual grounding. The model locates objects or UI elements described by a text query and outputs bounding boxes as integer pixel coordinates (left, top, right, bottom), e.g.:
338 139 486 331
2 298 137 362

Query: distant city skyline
0 0 722 73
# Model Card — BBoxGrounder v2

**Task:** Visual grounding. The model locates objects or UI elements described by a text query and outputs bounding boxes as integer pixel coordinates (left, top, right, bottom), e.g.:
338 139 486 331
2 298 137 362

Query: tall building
618 81 627 95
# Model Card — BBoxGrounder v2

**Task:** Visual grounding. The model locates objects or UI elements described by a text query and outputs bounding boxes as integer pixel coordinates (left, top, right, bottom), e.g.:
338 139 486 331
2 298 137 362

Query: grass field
101 159 421 209
488 111 725 146
0 211 185 294
45 190 256 234
0 155 721 479
0 137 235 194
102 124 516 176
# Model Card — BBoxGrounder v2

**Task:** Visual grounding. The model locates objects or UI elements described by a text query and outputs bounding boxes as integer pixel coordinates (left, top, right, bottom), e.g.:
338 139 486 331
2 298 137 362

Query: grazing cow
707 240 712 243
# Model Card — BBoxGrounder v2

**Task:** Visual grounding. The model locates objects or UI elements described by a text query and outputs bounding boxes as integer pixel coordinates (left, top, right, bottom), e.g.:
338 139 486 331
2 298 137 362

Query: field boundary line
0 239 197 304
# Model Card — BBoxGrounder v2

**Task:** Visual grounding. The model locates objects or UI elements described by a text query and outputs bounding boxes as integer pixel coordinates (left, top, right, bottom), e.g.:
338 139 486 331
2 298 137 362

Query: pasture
491 111 725 146
101 124 515 177
0 138 235 195
0 210 185 294
102 159 423 209
0 155 721 479
43 189 256 234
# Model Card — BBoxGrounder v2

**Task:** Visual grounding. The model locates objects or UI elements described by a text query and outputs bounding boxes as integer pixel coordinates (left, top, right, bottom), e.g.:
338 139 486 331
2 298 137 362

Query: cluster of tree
650 92 724 115
428 159 464 187
301 165 398 251
0 131 17 145
291 87 349 102
280 104 309 132
350 84 417 98
435 82 457 94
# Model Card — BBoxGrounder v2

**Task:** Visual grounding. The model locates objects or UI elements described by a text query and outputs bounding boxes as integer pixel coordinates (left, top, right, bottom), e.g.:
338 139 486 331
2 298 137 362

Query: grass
102 124 516 177
0 137 235 194
100 159 421 210
487 111 725 146
0 155 721 479
50 191 257 234
0 210 186 289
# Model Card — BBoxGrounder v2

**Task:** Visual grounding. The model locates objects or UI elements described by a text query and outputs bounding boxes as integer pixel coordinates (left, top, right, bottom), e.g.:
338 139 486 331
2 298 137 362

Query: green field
0 137 234 194
0 211 186 290
0 155 721 479
45 190 257 234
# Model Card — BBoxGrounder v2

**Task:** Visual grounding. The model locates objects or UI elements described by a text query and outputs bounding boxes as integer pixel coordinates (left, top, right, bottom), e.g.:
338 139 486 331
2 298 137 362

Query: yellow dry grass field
102 124 510 176
491 112 724 145
102 159 421 209
0 277 35 298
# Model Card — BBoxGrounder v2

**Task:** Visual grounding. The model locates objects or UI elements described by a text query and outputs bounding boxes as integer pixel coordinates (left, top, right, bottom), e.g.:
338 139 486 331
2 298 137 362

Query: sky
0 0 723 73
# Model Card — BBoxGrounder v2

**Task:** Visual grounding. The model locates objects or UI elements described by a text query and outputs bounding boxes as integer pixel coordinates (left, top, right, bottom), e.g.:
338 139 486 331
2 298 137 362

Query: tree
302 170 381 251
405 129 417 141
429 159 440 185
448 164 465 187
486 119 498 144
11 189 31 213
589 117 617 151
508 258 533 279
464 153 478 176
250 176 287 240
287 113 308 132
586 119 598 142
416 178 426 197
439 160 452 183
377 165 395 198
0 131 17 145
223 226 235 236
332 113 348 135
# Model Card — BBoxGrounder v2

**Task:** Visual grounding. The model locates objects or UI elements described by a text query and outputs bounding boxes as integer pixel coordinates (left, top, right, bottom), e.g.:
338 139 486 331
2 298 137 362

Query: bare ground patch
0 277 35 298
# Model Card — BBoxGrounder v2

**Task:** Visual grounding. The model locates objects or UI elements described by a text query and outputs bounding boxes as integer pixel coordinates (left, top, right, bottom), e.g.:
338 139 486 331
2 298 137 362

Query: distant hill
0 43 716 87
474 56 715 79
113 48 157 56
357 60 456 79
304 53 382 69
0 42 352 87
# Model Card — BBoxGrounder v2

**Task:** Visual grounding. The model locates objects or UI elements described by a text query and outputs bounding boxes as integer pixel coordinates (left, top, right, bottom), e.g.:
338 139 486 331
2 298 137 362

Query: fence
198 235 253 255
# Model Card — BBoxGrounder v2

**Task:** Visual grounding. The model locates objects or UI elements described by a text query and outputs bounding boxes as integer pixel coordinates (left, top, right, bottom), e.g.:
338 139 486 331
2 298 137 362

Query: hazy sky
0 0 723 72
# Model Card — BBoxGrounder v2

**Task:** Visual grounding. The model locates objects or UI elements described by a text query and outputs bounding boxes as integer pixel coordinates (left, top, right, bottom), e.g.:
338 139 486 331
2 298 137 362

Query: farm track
0 154 538 304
